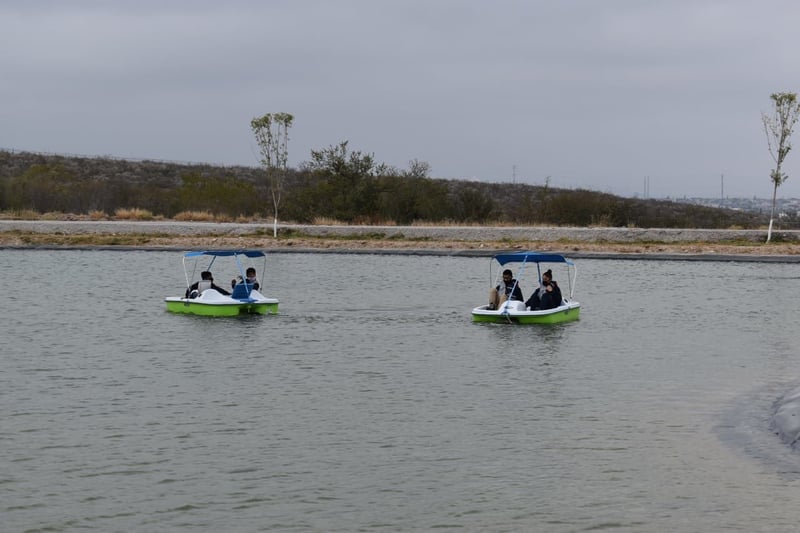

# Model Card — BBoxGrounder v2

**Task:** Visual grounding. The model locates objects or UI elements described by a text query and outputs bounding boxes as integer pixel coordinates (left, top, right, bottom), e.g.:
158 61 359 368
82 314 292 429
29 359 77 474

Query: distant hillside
0 149 772 229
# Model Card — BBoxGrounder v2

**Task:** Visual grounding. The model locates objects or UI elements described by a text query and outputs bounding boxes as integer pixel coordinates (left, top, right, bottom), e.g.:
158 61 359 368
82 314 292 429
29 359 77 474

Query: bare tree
762 92 800 242
251 112 294 237
403 158 431 179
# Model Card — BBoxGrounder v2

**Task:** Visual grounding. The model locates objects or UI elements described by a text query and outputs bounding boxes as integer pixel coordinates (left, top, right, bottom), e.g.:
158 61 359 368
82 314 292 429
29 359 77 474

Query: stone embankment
2 220 800 261
0 219 796 243
286 224 798 244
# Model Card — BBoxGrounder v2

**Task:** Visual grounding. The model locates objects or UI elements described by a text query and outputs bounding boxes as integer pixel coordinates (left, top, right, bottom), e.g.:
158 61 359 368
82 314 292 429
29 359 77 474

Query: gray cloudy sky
3 0 800 198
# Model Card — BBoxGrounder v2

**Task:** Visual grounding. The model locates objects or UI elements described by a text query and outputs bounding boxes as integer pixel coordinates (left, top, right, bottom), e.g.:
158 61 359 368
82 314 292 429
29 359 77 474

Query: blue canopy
494 251 573 266
184 250 266 258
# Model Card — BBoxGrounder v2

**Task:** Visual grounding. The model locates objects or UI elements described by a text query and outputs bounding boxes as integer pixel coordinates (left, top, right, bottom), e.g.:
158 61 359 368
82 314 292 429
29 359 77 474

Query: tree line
0 147 769 229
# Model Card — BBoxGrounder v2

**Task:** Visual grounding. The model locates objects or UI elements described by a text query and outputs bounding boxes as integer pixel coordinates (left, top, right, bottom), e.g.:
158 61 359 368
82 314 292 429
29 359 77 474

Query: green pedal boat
165 250 279 316
472 251 580 324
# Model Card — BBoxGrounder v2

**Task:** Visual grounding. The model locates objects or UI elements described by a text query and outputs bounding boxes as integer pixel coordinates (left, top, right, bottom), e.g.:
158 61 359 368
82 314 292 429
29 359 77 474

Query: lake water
2 249 800 532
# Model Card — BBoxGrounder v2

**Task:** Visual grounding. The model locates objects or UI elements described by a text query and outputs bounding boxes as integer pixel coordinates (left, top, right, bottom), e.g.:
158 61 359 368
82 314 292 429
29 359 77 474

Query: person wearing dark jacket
488 269 524 310
231 267 260 291
539 278 562 310
185 271 231 298
526 269 562 310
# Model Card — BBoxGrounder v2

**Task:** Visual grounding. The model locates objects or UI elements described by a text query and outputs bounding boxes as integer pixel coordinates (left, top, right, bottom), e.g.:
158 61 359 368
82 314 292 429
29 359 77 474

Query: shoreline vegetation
3 150 797 261
0 149 779 231
2 219 800 261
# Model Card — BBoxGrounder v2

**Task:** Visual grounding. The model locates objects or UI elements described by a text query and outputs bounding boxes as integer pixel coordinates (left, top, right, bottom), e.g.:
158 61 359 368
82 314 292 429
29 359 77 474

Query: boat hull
165 299 278 316
471 302 580 324
165 288 278 317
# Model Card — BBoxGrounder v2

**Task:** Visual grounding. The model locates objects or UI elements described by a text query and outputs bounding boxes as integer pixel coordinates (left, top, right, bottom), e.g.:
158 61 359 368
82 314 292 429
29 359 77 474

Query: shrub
8 209 40 220
173 210 216 222
114 208 153 220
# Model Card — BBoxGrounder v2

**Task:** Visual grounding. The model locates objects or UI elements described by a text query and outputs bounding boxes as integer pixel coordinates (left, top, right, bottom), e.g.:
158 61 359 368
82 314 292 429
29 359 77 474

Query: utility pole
512 165 516 184
720 174 724 207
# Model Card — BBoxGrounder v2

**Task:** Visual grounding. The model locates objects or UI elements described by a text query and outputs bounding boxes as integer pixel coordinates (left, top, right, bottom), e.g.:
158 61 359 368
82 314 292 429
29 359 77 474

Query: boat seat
197 280 212 294
501 300 526 312
231 282 252 299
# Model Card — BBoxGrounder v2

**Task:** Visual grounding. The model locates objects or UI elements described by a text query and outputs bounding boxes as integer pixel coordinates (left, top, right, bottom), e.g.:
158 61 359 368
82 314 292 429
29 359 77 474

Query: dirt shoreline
2 220 800 261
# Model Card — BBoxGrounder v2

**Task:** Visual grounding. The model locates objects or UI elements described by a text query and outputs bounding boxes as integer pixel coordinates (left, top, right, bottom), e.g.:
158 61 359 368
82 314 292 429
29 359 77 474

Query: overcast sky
3 0 800 198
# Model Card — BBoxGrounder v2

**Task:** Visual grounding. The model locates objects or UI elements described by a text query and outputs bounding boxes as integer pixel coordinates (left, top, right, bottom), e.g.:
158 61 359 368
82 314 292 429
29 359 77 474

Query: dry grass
2 230 158 247
312 216 347 226
40 211 68 220
171 211 244 223
1 209 798 256
2 230 797 256
1 223 799 256
173 210 216 222
114 208 155 220
3 209 41 220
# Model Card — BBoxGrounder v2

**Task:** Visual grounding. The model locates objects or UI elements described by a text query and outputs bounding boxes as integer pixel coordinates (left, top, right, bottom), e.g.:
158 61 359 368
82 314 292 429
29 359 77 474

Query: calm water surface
2 249 800 532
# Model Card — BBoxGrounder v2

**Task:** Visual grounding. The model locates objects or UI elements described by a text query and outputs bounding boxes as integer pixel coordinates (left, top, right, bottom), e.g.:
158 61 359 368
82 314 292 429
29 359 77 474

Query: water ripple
2 252 800 531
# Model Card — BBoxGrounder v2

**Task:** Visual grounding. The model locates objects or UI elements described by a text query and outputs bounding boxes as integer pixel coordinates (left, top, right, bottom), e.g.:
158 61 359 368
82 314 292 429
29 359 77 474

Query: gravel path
3 220 800 261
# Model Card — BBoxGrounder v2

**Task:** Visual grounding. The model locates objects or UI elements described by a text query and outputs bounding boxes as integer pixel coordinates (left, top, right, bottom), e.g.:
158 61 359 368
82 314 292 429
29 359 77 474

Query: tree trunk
767 182 779 243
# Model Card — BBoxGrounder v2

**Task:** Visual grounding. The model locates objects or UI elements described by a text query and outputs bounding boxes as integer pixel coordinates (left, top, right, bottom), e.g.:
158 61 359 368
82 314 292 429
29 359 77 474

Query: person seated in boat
526 269 562 310
488 269 524 310
185 271 231 298
231 267 260 291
